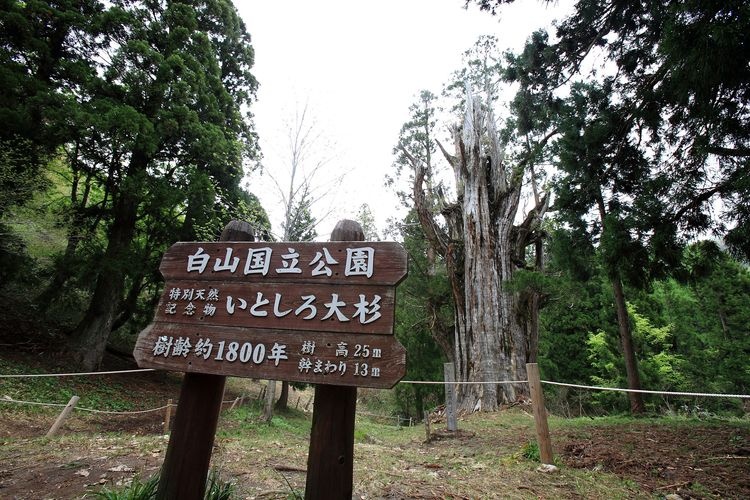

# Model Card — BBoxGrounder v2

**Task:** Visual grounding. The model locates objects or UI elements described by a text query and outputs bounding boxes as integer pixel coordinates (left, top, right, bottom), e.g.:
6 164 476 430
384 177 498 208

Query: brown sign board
134 323 406 389
156 280 396 334
158 241 407 285
134 240 408 388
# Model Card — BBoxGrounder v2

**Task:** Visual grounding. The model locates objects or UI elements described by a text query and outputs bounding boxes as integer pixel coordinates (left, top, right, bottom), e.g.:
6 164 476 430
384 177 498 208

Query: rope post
163 399 173 434
526 363 553 464
46 395 80 437
229 396 240 411
424 411 431 442
444 362 458 431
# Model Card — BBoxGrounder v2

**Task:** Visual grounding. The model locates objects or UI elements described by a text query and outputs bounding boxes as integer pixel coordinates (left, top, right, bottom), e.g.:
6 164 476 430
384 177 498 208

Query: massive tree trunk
412 90 548 411
68 153 147 370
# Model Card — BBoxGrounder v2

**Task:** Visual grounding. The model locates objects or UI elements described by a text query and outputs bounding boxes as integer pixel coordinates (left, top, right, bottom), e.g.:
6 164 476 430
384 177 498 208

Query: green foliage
205 470 236 500
94 475 158 500
387 90 441 208
0 0 268 367
355 203 380 241
282 188 316 242
0 358 149 412
93 470 235 500
540 237 750 415
388 211 450 417
520 440 540 462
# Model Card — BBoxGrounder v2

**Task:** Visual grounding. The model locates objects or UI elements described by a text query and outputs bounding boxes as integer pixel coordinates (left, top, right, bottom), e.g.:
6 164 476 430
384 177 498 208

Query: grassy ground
1 353 749 499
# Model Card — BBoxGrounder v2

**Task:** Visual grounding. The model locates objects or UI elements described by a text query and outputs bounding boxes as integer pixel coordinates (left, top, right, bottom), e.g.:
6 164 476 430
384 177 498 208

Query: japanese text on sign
150 335 384 380
186 246 375 278
163 288 381 324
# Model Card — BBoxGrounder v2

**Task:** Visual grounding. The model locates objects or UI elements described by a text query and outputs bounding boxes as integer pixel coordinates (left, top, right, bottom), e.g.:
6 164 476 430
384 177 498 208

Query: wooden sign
134 324 406 389
158 241 407 285
134 239 408 388
153 280 396 334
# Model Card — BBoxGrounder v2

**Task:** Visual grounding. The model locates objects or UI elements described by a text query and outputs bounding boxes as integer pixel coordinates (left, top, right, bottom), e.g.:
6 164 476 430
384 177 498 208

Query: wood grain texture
305 384 356 499
305 219 362 500
154 280 396 334
158 241 407 285
527 363 554 465
134 323 406 389
156 220 254 500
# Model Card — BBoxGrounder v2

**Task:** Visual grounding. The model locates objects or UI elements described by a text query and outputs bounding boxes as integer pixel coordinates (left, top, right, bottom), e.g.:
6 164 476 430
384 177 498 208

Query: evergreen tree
61 0 260 369
470 0 750 258
389 211 450 418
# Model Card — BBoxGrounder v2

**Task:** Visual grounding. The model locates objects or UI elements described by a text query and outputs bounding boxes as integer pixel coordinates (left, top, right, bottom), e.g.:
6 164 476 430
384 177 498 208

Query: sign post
134 219 407 498
154 220 255 499
305 219 361 500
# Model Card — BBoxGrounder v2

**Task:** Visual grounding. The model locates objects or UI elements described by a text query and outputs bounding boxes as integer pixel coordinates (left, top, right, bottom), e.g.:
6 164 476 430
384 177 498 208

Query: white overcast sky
238 1 571 240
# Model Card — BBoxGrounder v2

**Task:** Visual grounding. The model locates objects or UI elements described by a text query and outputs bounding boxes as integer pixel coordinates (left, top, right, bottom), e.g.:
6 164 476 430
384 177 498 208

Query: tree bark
262 380 276 421
596 190 645 415
68 153 146 370
275 381 290 411
411 90 547 411
612 276 645 414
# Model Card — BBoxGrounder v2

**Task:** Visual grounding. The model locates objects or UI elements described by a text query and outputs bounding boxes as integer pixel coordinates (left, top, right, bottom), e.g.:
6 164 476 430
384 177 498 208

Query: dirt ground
0 348 748 499
1 401 748 499
558 422 750 499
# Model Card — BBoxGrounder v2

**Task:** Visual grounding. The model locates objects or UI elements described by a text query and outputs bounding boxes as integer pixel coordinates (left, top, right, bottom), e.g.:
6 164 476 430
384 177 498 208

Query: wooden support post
305 219 363 500
46 395 79 437
157 373 226 499
229 396 240 411
305 383 357 499
157 220 255 500
163 398 173 434
424 411 431 442
444 362 458 431
526 363 554 464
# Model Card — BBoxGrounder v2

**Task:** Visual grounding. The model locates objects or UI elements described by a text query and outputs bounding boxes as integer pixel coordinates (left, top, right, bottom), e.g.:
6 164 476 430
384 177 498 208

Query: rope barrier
2 367 748 404
0 368 156 378
540 380 750 399
0 397 69 408
400 379 750 399
74 404 172 415
400 379 528 385
0 396 172 414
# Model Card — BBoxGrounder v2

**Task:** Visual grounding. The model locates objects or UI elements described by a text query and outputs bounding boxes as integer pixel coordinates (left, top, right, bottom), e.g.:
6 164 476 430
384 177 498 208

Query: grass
2 360 748 499
0 357 158 412
93 469 235 500
2 400 742 499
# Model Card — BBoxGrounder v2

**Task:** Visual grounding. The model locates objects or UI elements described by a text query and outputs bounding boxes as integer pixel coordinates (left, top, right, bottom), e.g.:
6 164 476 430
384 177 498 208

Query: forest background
0 0 748 419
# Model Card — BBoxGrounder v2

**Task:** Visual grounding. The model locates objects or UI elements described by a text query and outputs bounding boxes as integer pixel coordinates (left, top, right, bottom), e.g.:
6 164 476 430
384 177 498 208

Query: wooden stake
262 379 276 421
46 395 79 437
526 363 553 464
305 219 363 500
424 410 431 442
157 220 255 500
444 362 458 431
163 398 173 434
229 396 240 411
